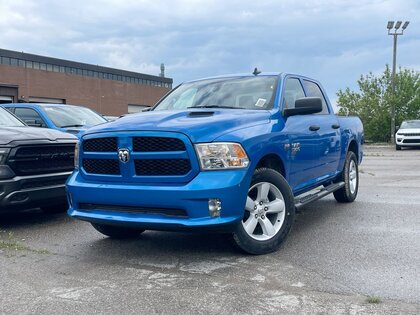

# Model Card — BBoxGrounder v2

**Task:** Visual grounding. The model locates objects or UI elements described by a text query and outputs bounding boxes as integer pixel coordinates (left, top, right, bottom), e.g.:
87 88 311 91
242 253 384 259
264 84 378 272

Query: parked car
66 72 363 254
1 103 108 136
395 120 420 150
0 107 77 213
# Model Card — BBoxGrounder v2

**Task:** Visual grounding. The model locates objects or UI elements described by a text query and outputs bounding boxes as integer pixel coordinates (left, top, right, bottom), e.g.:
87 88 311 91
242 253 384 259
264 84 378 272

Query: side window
303 80 329 114
283 78 305 110
14 108 47 127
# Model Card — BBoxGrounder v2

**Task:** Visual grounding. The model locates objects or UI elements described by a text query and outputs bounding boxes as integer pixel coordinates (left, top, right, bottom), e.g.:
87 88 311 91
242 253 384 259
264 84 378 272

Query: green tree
337 66 420 142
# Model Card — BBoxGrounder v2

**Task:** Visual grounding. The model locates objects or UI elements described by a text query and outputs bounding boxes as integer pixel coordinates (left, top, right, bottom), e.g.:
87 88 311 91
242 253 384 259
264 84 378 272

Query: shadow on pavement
0 209 67 229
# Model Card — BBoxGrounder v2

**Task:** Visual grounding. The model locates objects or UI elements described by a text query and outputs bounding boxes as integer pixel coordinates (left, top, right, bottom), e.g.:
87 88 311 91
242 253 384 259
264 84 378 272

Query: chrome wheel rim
349 160 357 194
242 182 286 241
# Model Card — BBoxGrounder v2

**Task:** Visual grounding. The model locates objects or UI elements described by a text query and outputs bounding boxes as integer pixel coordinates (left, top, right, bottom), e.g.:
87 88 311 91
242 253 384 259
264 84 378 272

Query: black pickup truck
0 107 77 213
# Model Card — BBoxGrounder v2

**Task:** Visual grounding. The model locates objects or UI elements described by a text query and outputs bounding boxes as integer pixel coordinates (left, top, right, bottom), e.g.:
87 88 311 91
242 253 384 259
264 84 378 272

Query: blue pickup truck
1 103 107 136
66 72 363 254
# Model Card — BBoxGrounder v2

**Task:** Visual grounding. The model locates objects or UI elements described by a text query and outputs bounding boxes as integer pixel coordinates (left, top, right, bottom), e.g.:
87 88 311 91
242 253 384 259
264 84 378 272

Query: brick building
0 48 172 115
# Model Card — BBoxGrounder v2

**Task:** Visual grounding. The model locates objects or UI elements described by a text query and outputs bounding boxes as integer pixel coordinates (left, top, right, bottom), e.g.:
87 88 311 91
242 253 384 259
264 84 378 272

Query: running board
294 182 345 209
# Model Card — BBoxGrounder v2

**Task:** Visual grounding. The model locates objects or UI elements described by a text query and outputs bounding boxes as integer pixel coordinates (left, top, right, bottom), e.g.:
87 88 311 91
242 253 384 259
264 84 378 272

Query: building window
33 62 40 70
77 68 83 75
40 63 47 70
53 65 60 72
26 60 33 68
18 59 25 67
1 56 10 65
10 58 18 66
46 64 53 71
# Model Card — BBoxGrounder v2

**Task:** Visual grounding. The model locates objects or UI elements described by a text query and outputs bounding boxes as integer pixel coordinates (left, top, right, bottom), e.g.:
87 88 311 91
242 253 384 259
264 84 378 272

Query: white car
395 120 420 150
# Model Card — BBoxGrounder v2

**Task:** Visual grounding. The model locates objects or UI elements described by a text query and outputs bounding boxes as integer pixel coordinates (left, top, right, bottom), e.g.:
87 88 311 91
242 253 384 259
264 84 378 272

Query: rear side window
283 78 305 110
303 80 329 114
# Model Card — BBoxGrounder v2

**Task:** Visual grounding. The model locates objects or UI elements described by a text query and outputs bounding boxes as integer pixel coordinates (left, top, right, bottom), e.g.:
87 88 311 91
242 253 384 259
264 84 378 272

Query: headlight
0 148 10 165
195 142 249 170
74 142 80 169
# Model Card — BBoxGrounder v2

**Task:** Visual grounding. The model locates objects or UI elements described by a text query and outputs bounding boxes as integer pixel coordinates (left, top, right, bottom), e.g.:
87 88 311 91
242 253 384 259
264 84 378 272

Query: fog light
208 198 222 217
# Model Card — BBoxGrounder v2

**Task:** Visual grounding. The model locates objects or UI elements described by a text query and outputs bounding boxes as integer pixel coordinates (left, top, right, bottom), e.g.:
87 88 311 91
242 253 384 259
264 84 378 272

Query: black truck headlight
195 143 249 170
0 148 10 165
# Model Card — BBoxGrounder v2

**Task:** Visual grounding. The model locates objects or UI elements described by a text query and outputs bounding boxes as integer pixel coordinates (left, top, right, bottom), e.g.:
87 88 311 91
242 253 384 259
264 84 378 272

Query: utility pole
387 20 409 144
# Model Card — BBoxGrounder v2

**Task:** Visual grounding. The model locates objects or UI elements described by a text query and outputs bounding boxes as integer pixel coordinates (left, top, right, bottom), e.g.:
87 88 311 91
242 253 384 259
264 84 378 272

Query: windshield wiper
188 105 244 109
60 124 85 128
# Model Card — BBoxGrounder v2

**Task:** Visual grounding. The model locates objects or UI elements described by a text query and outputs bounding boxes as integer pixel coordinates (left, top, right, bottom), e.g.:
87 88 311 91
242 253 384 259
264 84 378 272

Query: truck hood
0 126 77 145
84 109 271 142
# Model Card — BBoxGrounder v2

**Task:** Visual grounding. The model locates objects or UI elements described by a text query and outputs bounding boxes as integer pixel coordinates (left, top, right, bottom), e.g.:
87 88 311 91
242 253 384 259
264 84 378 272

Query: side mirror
142 107 152 112
283 97 323 117
24 119 42 127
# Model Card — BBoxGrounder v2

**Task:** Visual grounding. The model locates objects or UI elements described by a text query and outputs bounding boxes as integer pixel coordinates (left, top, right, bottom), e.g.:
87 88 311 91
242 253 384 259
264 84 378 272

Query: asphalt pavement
1 145 419 314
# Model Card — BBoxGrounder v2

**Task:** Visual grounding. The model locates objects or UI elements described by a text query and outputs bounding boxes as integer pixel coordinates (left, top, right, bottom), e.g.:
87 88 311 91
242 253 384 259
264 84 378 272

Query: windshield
154 76 278 111
0 107 25 127
43 106 107 128
400 120 420 129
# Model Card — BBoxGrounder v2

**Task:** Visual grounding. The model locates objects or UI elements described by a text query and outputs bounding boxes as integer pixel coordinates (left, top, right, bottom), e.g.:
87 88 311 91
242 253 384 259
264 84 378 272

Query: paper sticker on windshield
255 98 266 107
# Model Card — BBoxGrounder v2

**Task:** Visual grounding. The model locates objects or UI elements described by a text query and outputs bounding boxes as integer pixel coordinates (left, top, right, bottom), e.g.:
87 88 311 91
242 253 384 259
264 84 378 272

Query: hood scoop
188 111 215 117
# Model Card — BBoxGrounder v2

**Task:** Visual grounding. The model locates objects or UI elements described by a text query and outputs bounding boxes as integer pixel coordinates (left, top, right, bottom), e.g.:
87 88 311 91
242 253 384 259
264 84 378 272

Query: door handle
332 124 340 129
309 125 320 131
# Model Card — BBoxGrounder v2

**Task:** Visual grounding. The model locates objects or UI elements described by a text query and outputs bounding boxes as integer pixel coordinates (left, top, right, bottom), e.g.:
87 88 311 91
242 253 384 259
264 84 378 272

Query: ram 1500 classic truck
0 107 77 213
67 73 363 254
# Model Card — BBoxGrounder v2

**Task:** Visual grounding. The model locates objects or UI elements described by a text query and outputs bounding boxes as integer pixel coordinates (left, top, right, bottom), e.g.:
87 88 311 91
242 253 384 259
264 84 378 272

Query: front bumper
396 135 420 146
0 170 72 212
66 169 251 231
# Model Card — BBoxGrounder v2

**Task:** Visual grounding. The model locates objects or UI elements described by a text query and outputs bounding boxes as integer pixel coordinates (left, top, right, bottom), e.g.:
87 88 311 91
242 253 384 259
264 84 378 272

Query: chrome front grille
399 133 420 136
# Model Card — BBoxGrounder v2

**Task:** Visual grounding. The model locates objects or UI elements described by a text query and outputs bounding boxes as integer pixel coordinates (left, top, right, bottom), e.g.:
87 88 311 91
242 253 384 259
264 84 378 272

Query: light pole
387 20 409 144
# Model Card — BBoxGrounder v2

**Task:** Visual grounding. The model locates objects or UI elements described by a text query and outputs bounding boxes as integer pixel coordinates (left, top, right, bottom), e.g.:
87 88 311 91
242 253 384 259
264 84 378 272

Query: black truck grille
81 136 192 178
83 159 120 175
403 139 420 144
133 137 186 151
79 203 188 217
135 159 191 176
8 144 75 176
83 137 117 152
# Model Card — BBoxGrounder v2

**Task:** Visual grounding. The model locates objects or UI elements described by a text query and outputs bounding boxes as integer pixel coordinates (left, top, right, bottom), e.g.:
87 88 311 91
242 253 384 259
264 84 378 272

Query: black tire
333 151 359 203
396 144 401 150
232 168 295 255
91 223 145 239
41 203 69 213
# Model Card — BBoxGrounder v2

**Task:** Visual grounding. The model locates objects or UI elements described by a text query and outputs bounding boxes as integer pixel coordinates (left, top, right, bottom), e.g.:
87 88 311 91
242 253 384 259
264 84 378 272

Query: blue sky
1 0 419 107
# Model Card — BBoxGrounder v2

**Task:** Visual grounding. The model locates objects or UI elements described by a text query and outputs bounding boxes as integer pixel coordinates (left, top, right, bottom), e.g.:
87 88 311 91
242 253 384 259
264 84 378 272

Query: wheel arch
255 153 285 176
347 139 359 162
